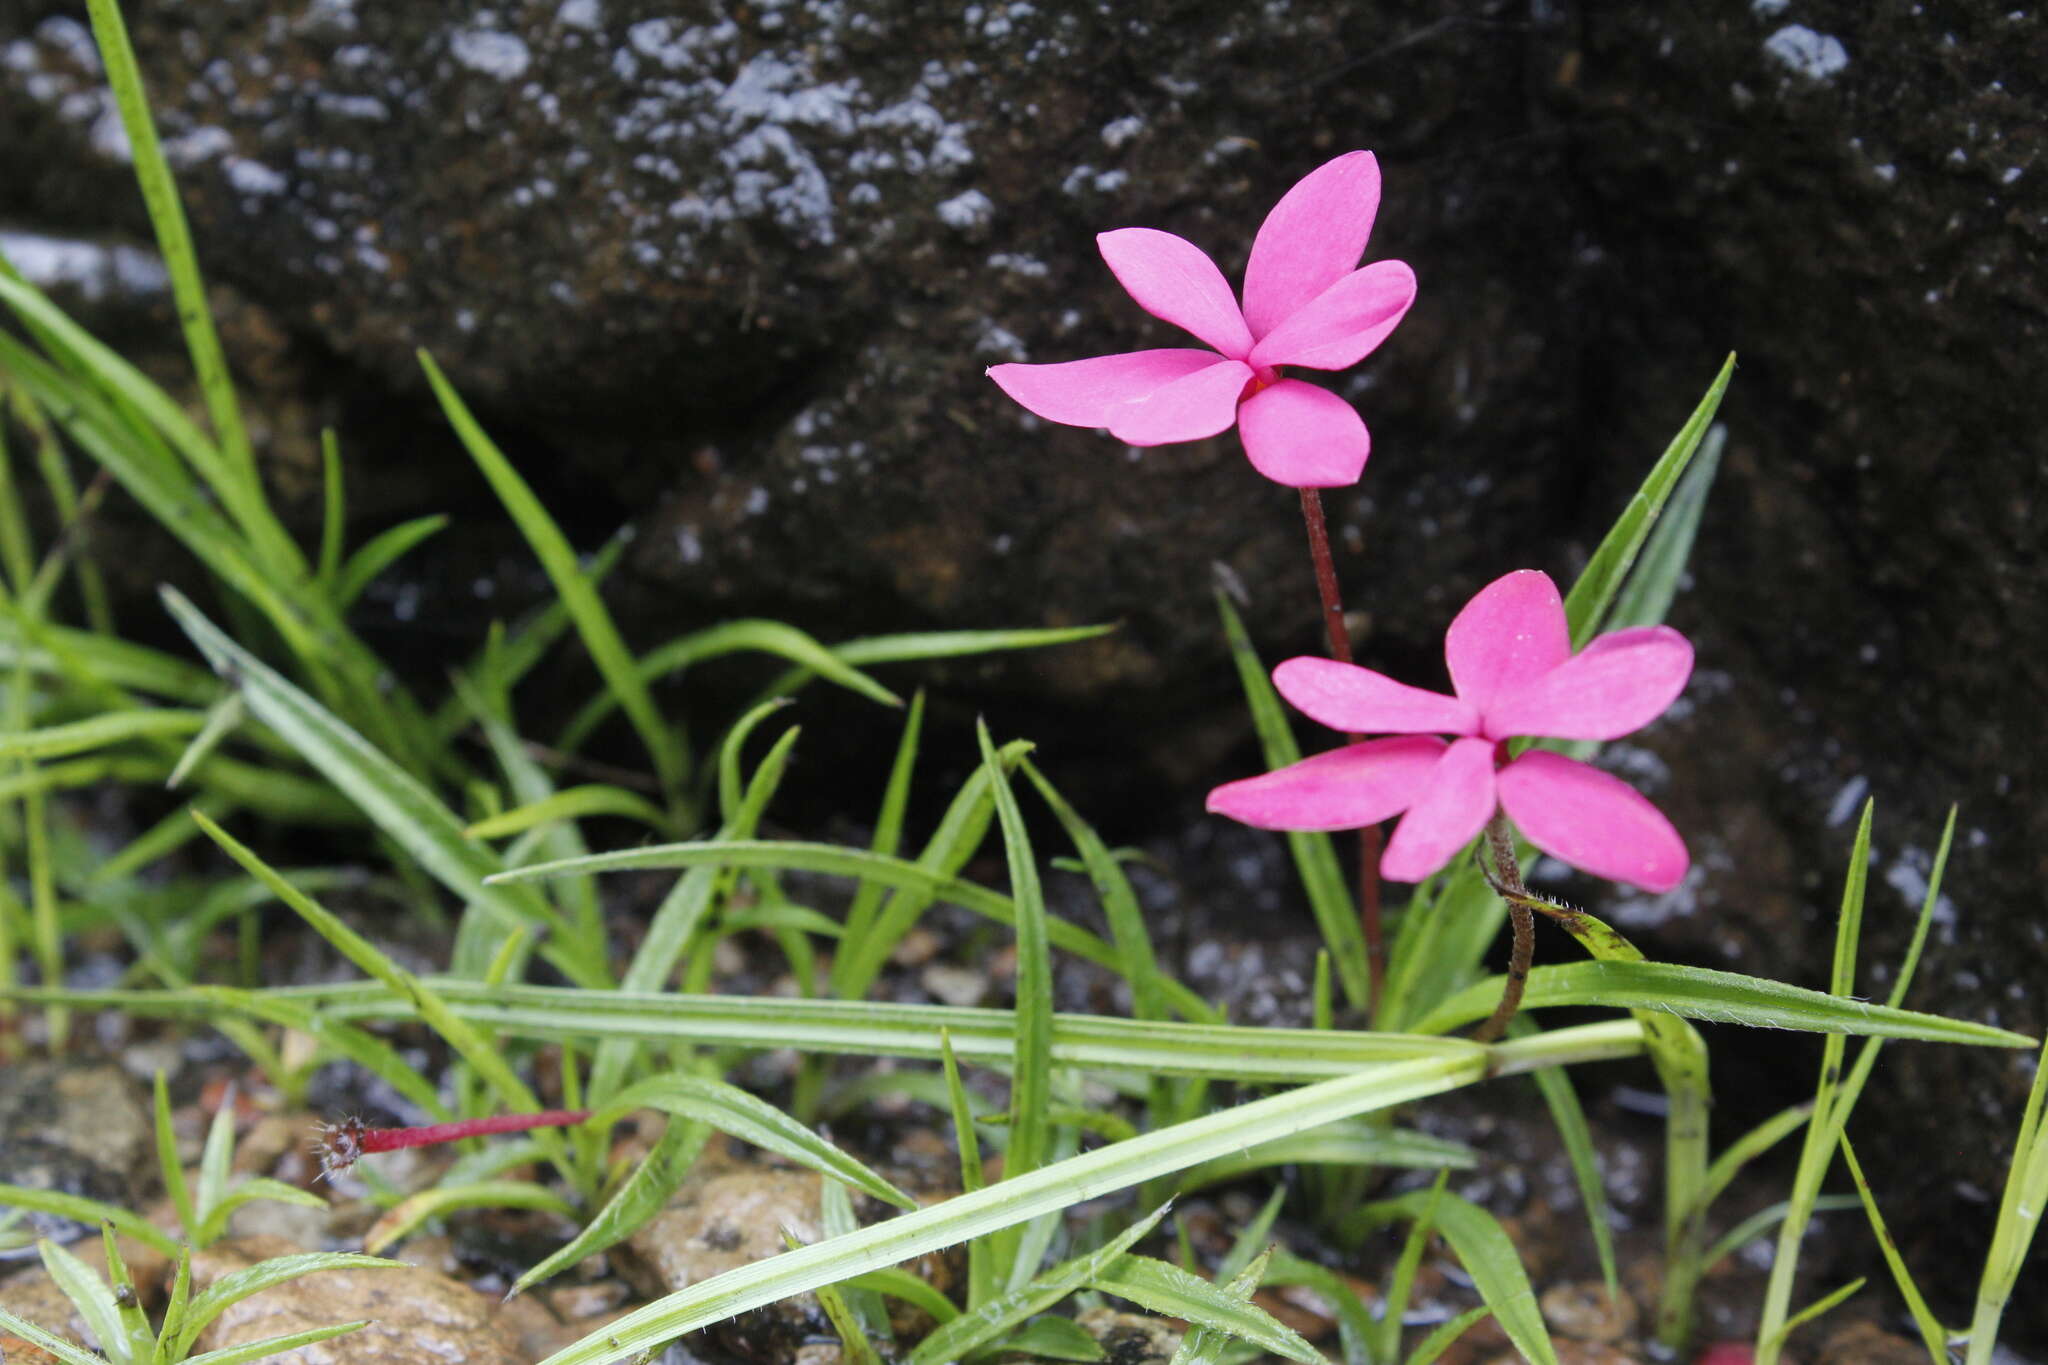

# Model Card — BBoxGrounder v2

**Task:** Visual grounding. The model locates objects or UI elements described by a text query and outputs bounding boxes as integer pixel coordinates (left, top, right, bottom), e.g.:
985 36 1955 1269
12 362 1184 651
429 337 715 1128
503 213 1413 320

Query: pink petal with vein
1235 379 1371 487
1241 151 1382 339
1273 657 1481 737
1380 737 1499 883
1105 359 1254 446
1097 228 1256 358
987 350 1223 428
1248 261 1418 371
1444 569 1571 715
1497 750 1688 891
1205 736 1444 832
1486 626 1695 741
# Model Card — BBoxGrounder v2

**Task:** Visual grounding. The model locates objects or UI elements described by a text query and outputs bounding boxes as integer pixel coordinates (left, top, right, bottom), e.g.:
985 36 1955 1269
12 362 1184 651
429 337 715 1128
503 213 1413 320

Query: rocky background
2 0 2043 1341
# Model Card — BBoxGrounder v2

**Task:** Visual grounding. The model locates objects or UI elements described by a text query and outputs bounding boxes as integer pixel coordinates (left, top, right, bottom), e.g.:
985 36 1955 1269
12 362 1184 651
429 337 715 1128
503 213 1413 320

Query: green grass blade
1762 1277 1864 1357
163 693 244 791
842 1267 959 1325
904 1204 1169 1365
162 587 600 986
363 1183 576 1255
1262 1250 1376 1365
1378 1174 1447 1364
1838 1134 1947 1362
171 1254 396 1360
82 0 255 489
1603 424 1725 633
1090 1254 1320 1364
1966 1030 2048 1365
1367 1188 1557 1365
510 1115 710 1298
976 720 1052 1288
1171 1247 1274 1365
1701 1196 1858 1275
464 784 677 841
486 838 1124 972
1518 1019 1619 1297
193 1093 238 1233
332 515 449 608
528 1028 1637 1365
1756 801 1873 1364
791 1224 882 1365
179 1321 372 1365
1405 1305 1493 1365
1562 354 1734 646
941 1030 993 1309
0 1303 108 1365
187 810 568 1173
1177 1122 1473 1193
1696 1103 1814 1225
1411 958 2031 1048
0 1187 177 1255
597 1074 913 1210
1214 587 1370 1009
191 1179 326 1248
152 1072 196 1238
0 708 206 761
834 690 924 997
317 429 345 587
37 1238 126 1365
419 350 682 793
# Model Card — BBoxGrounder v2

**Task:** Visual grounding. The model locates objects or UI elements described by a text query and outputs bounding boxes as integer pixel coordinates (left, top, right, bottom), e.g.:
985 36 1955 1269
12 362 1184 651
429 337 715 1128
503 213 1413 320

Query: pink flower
1206 570 1694 891
986 151 1417 488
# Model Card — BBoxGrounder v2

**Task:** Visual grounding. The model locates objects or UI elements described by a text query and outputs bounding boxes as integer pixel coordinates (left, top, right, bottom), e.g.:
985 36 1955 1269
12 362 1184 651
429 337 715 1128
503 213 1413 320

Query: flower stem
1471 814 1534 1044
1296 488 1385 1016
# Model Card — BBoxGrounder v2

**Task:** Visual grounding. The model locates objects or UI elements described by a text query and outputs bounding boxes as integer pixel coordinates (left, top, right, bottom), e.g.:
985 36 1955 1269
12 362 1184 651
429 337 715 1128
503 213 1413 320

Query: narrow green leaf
465 784 677 840
906 1204 1169 1365
332 515 449 608
0 1305 106 1365
316 428 346 587
153 1072 196 1239
172 1254 397 1360
1178 1121 1473 1193
1603 424 1725 633
836 690 925 996
192 1179 327 1248
1170 1246 1273 1365
419 350 682 792
511 1114 710 1298
1838 1135 1948 1363
364 1182 577 1255
193 1093 239 1236
0 707 206 761
997 1315 1105 1361
1378 1174 1447 1364
164 692 244 791
1695 1103 1814 1225
597 1074 913 1210
1521 1022 1619 1297
1366 1189 1556 1365
187 809 567 1172
941 1030 993 1309
844 1266 960 1325
1412 957 2032 1048
1405 1305 1493 1365
37 1238 127 1365
1762 1278 1865 1356
1091 1254 1320 1365
1701 1197 1858 1275
179 1320 371 1365
1562 354 1735 645
0 1186 177 1255
98 1227 152 1365
162 588 600 987
1967 1033 2048 1365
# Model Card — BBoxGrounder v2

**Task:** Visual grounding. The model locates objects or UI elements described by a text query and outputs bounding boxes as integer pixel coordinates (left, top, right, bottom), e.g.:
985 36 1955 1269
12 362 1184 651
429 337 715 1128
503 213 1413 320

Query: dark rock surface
2 0 2044 1338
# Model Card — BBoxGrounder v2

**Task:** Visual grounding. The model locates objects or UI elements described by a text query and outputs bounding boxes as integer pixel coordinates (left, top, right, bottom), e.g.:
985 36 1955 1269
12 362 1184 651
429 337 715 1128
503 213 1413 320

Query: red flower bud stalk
313 1109 591 1181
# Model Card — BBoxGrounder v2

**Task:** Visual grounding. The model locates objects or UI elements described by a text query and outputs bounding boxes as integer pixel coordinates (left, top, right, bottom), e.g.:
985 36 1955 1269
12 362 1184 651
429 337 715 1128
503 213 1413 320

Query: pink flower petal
1444 569 1572 716
1380 737 1499 883
1104 359 1254 446
1235 379 1370 487
1273 657 1482 737
1097 228 1256 359
1497 750 1689 892
987 349 1224 428
1248 261 1418 371
1486 626 1695 741
1205 736 1445 832
1241 151 1382 340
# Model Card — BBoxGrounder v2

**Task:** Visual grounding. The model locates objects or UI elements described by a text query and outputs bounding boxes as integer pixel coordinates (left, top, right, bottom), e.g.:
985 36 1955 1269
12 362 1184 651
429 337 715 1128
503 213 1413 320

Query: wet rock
1541 1279 1639 1343
0 1060 152 1199
1076 1308 1182 1364
0 1139 132 1252
0 1266 94 1358
624 1149 951 1362
1813 1320 1929 1365
187 1233 523 1365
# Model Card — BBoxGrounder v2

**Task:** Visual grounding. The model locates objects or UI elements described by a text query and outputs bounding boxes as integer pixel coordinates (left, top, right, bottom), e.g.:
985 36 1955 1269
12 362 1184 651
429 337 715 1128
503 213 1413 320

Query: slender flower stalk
1296 486 1386 1014
1471 814 1535 1043
313 1109 592 1180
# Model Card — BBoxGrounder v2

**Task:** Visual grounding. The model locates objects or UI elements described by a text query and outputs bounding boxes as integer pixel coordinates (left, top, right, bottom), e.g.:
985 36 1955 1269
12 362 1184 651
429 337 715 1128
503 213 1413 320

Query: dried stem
1471 814 1534 1043
1296 488 1386 1014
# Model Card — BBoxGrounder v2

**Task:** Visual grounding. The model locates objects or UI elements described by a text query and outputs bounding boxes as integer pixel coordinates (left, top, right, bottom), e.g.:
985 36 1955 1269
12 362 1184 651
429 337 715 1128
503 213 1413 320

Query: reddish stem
1297 488 1385 1015
314 1109 591 1179
1471 815 1534 1044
